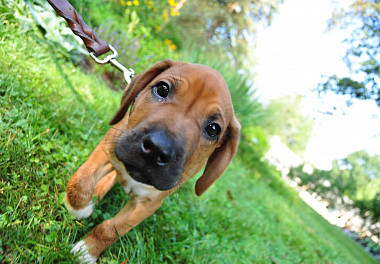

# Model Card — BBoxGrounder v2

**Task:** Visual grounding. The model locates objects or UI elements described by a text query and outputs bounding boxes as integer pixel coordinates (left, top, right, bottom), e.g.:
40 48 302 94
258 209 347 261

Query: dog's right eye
153 81 170 99
205 123 221 139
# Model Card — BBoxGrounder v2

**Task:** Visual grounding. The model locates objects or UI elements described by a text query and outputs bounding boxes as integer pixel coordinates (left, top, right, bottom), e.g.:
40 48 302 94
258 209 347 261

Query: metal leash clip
90 44 135 84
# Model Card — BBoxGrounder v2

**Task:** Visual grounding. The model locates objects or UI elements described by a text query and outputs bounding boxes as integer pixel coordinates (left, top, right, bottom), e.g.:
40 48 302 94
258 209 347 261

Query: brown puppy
66 60 240 263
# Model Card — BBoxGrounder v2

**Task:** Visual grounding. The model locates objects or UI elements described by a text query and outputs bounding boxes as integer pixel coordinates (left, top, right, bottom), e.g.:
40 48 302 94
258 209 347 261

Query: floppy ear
195 115 241 196
109 59 176 125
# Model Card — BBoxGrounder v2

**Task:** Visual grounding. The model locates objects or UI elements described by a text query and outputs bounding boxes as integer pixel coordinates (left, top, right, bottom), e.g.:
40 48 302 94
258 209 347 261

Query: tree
289 150 380 224
318 0 380 107
174 0 284 67
261 94 314 154
332 151 380 222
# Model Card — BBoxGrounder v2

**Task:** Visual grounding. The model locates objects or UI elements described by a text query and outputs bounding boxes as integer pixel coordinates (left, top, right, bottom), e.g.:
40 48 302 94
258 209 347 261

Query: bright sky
253 0 380 170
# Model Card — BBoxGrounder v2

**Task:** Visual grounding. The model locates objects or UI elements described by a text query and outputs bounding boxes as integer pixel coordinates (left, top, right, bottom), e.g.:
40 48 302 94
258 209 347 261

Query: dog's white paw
65 195 94 220
71 240 97 264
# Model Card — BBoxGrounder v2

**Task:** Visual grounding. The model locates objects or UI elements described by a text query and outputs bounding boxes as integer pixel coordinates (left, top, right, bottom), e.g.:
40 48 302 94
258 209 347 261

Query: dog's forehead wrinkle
172 63 225 88
182 85 225 117
169 63 184 85
157 62 187 88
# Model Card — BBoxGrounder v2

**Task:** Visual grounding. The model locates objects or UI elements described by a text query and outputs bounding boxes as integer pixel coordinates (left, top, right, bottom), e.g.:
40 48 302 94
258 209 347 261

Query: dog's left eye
205 123 221 139
153 81 170 99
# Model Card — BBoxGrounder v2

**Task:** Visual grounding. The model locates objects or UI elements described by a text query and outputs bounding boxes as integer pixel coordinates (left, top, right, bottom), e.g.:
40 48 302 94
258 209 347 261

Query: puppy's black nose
141 131 175 166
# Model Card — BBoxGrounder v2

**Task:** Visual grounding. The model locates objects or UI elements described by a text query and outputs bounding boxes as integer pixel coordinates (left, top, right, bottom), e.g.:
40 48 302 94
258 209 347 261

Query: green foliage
332 151 380 222
289 150 380 229
3 0 87 63
30 0 88 61
237 126 296 202
239 126 269 167
318 0 380 107
289 166 342 206
289 151 380 255
261 94 314 154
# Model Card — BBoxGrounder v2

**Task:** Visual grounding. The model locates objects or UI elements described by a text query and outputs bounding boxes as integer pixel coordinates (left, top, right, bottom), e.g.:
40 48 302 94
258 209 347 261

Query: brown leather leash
47 0 134 83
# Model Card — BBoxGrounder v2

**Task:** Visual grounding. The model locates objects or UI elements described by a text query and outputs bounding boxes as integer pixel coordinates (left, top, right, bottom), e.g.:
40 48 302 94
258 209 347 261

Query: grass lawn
1 24 378 263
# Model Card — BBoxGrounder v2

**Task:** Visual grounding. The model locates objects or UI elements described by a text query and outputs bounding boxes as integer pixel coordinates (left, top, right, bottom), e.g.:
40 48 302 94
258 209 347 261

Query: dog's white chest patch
111 158 161 197
122 171 159 197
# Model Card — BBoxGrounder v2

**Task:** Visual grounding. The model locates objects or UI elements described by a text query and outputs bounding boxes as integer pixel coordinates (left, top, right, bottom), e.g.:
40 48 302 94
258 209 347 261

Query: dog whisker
98 142 116 146
109 126 125 132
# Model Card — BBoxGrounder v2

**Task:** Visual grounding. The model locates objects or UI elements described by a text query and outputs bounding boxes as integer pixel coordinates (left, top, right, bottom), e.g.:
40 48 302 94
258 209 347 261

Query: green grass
1 24 378 264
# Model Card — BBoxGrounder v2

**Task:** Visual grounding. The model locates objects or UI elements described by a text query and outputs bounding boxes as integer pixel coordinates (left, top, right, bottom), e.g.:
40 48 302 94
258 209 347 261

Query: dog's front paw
65 194 94 220
71 240 97 264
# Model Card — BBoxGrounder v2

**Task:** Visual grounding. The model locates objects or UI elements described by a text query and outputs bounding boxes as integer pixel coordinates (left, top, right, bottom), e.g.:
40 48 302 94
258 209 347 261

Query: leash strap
47 0 134 83
47 0 110 56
